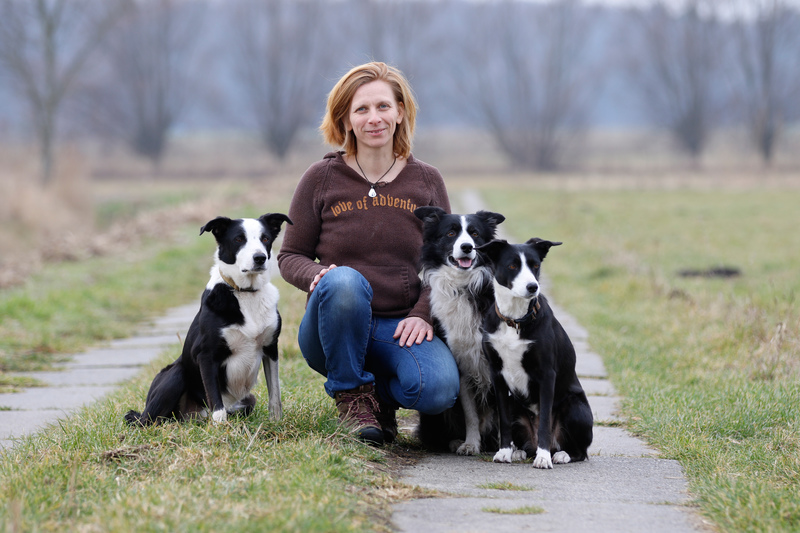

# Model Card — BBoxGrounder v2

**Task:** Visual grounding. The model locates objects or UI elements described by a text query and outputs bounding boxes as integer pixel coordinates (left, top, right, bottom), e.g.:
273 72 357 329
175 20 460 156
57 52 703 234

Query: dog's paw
448 439 465 453
511 449 528 462
123 410 143 426
552 451 571 464
533 448 554 469
493 447 515 463
457 441 481 456
212 409 227 423
268 400 282 421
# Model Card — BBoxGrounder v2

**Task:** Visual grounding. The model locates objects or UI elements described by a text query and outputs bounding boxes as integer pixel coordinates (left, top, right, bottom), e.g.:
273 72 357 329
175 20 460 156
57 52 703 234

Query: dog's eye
471 232 479 238
261 236 271 244
447 231 456 237
234 236 245 243
509 263 518 270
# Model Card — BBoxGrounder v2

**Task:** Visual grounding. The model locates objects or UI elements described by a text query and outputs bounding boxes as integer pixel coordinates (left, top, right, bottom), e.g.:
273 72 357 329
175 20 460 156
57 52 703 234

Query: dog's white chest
221 284 280 404
427 268 491 389
488 326 533 397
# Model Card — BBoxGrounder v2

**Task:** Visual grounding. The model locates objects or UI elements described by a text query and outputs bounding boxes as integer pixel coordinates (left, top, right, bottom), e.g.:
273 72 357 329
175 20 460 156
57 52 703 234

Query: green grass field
1 180 799 531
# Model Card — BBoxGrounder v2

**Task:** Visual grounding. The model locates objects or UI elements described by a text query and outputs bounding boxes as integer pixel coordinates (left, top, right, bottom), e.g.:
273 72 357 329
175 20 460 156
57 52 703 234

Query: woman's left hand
394 317 434 347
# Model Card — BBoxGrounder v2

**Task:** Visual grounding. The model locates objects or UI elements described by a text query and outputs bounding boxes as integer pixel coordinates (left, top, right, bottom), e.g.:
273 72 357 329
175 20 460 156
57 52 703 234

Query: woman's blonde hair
320 62 417 159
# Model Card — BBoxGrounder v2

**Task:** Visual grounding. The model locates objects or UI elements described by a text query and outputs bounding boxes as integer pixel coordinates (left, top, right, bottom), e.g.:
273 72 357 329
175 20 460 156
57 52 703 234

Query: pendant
368 186 377 198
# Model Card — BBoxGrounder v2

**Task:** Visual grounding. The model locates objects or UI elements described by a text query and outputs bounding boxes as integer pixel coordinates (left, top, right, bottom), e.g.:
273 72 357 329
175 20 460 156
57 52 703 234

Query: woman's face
344 80 404 153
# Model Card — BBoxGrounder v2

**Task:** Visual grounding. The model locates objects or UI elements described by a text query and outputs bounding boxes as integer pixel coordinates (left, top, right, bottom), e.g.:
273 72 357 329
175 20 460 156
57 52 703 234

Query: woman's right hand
309 264 337 293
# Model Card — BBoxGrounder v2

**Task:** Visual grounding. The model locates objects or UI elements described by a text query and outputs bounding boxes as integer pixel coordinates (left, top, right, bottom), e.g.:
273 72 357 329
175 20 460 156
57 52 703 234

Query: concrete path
0 303 198 449
388 191 708 532
391 306 706 532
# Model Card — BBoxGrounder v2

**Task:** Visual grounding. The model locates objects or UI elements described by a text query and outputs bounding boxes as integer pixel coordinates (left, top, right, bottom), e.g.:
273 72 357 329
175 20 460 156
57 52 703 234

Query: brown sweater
277 151 451 322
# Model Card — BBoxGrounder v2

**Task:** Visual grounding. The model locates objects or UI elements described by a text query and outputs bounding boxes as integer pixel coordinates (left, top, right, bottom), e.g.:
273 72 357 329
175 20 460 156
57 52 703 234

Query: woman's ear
397 101 404 124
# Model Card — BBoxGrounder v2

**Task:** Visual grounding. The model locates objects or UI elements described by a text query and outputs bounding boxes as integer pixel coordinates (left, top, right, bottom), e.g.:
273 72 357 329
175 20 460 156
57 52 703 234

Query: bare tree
626 1 723 160
76 0 204 166
351 0 443 78
0 0 127 184
457 0 595 170
730 0 800 164
231 0 331 160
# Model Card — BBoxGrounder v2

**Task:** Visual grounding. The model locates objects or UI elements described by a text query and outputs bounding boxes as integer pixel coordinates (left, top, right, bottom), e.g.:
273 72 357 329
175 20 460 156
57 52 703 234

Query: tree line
1 0 799 184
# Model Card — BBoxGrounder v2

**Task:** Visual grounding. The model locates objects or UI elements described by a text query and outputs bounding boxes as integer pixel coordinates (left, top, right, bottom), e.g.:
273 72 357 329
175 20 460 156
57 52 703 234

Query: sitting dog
125 213 292 426
479 238 593 468
413 206 505 455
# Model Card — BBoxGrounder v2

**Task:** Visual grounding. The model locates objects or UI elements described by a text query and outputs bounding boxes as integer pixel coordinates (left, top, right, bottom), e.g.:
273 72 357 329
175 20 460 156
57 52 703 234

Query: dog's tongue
458 258 473 268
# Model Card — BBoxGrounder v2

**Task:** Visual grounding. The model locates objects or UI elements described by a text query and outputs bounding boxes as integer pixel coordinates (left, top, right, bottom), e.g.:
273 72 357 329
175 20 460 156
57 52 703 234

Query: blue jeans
298 266 459 415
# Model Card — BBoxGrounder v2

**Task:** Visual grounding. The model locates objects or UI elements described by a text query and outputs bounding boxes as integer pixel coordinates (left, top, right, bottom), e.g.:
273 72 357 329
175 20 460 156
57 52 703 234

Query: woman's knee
417 369 459 415
393 347 459 415
315 266 372 313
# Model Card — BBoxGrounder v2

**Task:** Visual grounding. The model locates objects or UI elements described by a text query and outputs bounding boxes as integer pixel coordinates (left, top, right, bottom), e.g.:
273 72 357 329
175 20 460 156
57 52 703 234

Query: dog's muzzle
244 253 268 272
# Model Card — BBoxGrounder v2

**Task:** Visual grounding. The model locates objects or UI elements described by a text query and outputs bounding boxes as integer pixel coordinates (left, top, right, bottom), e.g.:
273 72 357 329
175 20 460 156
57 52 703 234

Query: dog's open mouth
449 256 474 269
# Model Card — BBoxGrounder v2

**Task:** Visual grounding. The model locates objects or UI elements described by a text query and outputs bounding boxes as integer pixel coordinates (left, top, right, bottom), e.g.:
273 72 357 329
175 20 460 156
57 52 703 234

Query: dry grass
0 145 92 286
2 128 800 289
0 139 306 288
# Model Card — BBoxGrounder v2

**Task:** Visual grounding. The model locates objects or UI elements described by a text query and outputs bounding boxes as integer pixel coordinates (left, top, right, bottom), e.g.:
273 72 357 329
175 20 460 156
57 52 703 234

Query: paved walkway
0 303 198 449
391 305 706 532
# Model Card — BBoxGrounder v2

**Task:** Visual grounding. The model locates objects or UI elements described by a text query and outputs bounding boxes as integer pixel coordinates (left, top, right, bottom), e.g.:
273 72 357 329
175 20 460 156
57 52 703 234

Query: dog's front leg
262 341 282 421
491 375 525 463
533 368 556 469
456 377 481 455
198 357 227 423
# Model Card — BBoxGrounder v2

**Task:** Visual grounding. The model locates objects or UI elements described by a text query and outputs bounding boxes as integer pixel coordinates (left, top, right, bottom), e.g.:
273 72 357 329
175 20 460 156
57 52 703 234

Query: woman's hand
309 264 337 293
394 317 434 347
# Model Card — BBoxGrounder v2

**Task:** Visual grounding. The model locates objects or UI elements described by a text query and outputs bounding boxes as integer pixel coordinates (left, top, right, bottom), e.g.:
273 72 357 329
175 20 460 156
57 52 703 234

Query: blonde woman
278 62 458 445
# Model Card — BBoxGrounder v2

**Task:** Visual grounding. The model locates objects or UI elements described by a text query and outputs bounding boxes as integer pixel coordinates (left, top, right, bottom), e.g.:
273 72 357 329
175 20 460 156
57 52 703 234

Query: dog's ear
200 216 233 237
476 239 508 264
475 210 506 235
526 238 562 260
414 206 447 223
259 213 293 236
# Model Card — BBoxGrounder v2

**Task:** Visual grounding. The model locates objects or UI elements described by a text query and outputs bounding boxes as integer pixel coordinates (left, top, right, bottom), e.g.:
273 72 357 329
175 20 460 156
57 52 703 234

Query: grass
2 178 800 530
476 481 535 491
482 505 545 515
0 197 282 376
1 350 404 532
0 233 211 373
479 185 800 532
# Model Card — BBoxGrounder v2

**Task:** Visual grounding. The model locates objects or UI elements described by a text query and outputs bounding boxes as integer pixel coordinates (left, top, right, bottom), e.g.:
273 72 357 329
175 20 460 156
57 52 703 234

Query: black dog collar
495 298 540 332
219 270 259 293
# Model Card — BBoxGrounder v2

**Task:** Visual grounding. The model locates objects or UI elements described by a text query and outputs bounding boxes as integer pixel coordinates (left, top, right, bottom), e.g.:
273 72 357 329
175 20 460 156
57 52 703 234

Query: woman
277 62 459 445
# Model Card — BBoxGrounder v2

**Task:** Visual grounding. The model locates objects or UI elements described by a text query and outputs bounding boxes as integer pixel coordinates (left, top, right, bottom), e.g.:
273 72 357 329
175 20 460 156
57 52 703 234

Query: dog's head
414 206 505 271
200 213 292 282
478 238 561 300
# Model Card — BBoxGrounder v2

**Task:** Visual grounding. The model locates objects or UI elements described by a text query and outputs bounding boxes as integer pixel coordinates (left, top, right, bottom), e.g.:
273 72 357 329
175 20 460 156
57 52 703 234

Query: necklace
355 155 397 197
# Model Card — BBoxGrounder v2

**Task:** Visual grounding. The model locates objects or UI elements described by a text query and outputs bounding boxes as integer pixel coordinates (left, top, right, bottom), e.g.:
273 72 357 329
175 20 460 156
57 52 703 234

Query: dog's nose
461 243 473 254
527 282 539 294
253 253 267 266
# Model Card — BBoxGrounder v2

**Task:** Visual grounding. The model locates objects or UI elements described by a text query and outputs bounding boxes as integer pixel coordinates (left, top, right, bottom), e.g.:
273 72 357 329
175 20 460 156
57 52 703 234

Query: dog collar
219 270 258 293
495 298 540 332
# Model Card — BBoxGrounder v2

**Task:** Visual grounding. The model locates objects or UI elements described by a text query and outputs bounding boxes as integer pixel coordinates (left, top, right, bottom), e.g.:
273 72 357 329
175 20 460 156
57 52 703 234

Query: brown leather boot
334 384 384 446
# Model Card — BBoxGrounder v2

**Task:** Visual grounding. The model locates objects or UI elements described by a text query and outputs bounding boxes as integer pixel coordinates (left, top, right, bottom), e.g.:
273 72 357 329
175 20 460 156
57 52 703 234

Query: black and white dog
479 238 593 468
414 206 505 455
125 213 292 426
